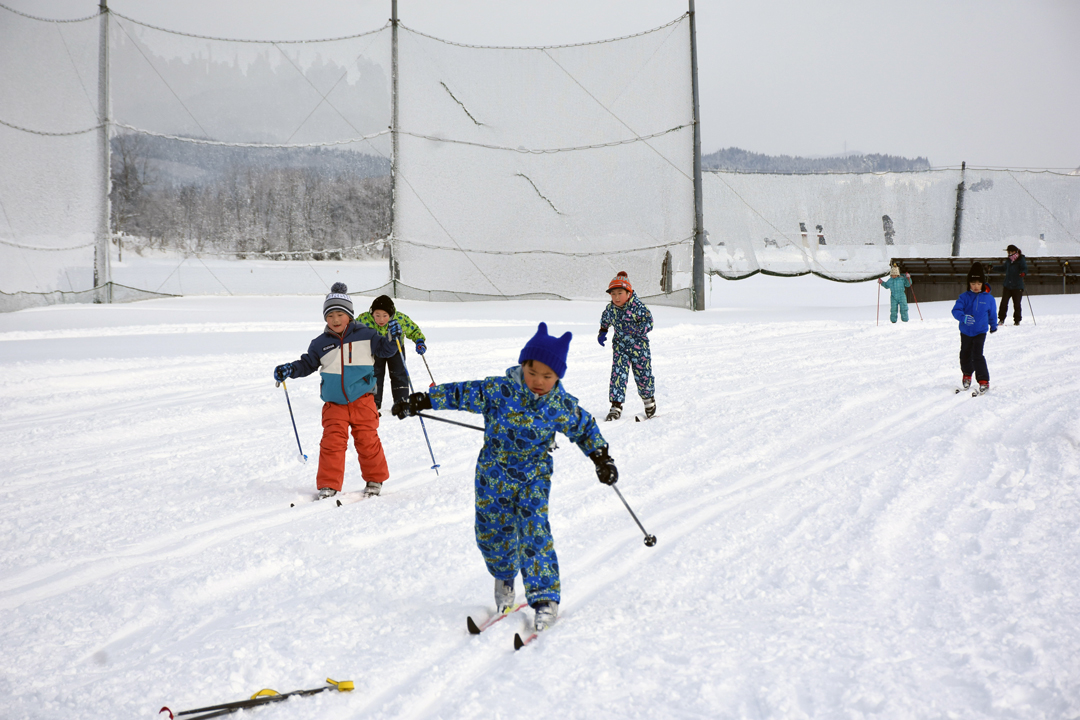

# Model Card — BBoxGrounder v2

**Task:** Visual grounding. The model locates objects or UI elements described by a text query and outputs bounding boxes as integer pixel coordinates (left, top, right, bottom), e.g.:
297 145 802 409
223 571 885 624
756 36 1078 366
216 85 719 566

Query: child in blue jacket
598 271 656 421
391 323 618 633
273 283 400 499
878 265 912 323
951 263 998 393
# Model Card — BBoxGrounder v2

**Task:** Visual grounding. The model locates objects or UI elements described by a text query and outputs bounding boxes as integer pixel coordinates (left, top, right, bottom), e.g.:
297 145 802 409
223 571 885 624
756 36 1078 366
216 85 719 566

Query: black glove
590 447 618 485
392 391 432 419
273 363 294 382
990 327 997 334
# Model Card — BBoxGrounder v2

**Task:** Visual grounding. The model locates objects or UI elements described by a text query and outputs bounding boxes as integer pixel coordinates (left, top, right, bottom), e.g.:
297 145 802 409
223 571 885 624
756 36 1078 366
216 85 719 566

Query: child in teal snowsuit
878 265 912 323
391 323 618 633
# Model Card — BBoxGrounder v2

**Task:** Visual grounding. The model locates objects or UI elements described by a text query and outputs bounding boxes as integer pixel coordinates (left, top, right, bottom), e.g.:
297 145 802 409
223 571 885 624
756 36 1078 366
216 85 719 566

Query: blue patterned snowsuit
882 275 912 323
429 366 607 605
600 294 655 403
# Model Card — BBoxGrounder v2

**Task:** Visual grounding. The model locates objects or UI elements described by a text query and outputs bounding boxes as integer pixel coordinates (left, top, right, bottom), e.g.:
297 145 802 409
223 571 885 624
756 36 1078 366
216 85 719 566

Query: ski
160 678 353 719
467 602 528 635
513 631 537 650
633 413 656 422
290 491 365 508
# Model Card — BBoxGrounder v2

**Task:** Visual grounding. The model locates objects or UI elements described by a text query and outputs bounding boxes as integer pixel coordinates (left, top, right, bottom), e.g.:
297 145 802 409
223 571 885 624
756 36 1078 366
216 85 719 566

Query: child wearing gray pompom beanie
271 283 399 499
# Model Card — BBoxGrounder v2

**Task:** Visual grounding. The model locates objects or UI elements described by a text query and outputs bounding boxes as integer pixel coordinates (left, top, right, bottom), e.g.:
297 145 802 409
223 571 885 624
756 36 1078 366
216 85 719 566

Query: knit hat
370 294 396 316
607 271 633 294
889 265 900 277
966 262 987 285
518 322 572 379
323 282 354 317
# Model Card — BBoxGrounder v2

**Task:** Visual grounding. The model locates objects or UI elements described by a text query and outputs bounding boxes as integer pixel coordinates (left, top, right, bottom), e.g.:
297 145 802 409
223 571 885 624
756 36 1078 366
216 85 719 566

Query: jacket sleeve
1018 257 1027 274
429 378 491 415
991 262 1005 274
558 398 607 457
986 295 998 331
398 313 425 342
599 304 615 331
291 337 324 378
904 277 912 289
951 296 967 322
371 332 399 359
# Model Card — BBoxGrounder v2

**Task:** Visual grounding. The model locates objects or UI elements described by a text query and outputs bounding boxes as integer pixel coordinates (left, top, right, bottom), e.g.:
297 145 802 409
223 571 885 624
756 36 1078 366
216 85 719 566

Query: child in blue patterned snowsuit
391 323 618 633
598 271 655 421
878 265 912 323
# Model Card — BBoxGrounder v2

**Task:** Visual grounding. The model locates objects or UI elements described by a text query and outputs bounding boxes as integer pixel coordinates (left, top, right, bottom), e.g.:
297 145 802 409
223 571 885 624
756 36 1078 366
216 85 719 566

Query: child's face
372 310 391 326
609 288 630 307
969 281 983 293
523 360 559 396
325 310 351 334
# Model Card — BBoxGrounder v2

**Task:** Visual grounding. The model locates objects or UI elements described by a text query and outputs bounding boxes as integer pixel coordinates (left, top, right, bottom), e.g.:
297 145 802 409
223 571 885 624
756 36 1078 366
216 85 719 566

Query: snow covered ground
1 273 1078 719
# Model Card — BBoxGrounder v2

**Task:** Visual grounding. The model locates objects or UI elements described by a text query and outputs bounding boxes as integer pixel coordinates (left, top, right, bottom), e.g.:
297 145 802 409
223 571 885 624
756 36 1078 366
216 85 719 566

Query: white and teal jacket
291 321 399 405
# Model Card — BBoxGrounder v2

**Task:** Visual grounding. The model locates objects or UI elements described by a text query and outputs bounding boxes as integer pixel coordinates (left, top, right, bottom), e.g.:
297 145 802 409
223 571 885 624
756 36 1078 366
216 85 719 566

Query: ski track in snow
1 289 1078 719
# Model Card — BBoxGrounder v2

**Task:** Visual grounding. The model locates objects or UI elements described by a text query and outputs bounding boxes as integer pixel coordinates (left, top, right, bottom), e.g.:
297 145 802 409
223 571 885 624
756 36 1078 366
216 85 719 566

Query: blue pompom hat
518 322 572 378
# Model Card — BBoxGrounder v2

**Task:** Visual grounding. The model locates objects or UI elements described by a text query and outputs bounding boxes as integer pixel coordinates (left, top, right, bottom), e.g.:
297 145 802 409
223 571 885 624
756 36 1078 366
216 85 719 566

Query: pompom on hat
323 282 354 317
370 294 396 316
518 322 572 379
607 271 633 294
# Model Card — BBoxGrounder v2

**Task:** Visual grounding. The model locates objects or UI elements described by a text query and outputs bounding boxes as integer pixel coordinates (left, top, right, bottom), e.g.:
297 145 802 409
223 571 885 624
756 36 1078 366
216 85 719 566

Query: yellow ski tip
326 678 355 692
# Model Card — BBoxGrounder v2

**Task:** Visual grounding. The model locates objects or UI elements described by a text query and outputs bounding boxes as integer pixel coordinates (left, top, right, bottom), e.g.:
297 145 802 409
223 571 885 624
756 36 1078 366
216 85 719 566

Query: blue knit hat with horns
518 322 572 378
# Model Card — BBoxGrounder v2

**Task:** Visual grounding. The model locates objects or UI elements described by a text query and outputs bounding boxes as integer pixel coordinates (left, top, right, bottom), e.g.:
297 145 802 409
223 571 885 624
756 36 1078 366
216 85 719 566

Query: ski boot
363 481 382 497
494 578 515 613
533 601 558 632
643 397 657 419
962 375 972 390
977 380 990 395
317 487 338 499
605 402 622 422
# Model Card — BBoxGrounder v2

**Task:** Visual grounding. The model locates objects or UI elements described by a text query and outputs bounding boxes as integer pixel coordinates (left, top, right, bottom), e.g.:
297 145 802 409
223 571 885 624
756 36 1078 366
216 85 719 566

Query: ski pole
876 279 881 326
421 354 437 388
276 380 308 463
908 276 923 320
396 336 440 474
160 679 353 719
610 484 657 547
1025 292 1036 326
417 411 483 432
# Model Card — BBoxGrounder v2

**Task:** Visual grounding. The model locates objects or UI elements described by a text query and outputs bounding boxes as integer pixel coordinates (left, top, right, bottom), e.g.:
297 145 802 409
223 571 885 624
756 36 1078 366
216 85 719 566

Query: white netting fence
391 19 695 305
3 4 1078 312
704 168 1080 281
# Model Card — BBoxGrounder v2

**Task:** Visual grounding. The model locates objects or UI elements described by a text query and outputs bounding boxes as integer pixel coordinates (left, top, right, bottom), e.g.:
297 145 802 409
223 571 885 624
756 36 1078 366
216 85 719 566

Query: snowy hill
1 276 1078 719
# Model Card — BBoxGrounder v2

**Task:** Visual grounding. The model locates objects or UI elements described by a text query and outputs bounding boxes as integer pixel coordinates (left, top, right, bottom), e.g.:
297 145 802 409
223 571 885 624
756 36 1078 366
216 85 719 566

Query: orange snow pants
316 394 389 492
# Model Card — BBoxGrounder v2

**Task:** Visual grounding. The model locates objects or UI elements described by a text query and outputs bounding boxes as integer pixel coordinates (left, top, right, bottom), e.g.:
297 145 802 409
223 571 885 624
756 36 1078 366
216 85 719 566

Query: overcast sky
11 0 1080 169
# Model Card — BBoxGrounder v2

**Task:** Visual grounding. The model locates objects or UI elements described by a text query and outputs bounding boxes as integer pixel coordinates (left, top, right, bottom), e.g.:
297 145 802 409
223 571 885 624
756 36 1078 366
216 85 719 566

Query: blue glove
963 315 974 325
415 341 427 355
598 329 607 347
273 363 293 382
387 319 402 339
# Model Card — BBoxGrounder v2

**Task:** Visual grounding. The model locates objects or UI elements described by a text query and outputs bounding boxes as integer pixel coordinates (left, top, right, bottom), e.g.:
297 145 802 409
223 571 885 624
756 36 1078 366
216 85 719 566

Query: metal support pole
688 0 705 311
950 161 966 257
389 0 399 299
96 0 112 303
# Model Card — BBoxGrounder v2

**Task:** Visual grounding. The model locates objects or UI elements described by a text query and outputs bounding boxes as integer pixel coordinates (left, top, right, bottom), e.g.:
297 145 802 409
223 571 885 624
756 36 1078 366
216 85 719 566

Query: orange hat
607 271 632 294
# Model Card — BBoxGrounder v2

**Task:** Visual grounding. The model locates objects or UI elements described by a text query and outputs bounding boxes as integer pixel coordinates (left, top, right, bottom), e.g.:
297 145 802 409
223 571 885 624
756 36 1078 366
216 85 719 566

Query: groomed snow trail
1 291 1077 719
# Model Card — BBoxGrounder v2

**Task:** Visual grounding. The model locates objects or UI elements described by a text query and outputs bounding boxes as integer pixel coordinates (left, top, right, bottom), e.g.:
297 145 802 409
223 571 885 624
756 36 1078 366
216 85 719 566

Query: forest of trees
110 134 391 260
702 147 931 173
110 135 931 259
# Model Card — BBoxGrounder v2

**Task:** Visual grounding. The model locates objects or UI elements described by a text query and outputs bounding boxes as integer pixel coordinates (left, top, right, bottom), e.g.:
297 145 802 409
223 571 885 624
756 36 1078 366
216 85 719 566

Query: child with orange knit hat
598 271 656 421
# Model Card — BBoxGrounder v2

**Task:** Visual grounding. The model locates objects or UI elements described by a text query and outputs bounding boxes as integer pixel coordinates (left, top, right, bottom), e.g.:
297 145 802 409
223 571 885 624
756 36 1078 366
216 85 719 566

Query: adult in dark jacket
991 244 1027 325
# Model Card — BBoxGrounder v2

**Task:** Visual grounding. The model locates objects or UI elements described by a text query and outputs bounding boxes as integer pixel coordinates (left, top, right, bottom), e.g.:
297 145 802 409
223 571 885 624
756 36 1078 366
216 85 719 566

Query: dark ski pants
959 332 989 383
373 351 409 410
998 288 1023 324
